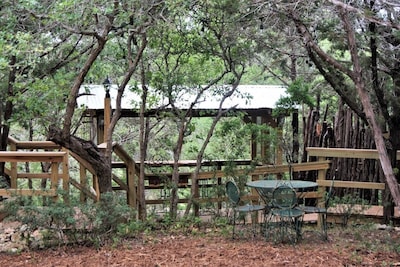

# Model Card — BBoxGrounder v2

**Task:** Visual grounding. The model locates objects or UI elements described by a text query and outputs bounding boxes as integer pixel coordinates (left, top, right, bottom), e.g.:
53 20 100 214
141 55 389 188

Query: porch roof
77 84 287 111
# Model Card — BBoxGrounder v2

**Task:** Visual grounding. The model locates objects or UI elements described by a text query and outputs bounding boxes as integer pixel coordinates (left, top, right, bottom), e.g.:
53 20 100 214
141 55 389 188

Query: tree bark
184 84 239 216
290 7 400 209
0 55 17 187
48 125 112 193
339 9 400 207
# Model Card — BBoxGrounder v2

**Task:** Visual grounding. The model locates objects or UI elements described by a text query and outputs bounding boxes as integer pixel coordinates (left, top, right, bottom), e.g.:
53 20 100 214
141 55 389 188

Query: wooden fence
142 160 331 210
306 147 400 191
2 137 398 224
1 137 136 206
0 137 331 212
0 151 68 200
307 147 400 223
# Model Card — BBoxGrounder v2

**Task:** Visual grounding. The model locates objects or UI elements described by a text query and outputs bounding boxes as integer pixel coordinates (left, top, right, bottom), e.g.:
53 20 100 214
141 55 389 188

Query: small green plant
331 193 370 227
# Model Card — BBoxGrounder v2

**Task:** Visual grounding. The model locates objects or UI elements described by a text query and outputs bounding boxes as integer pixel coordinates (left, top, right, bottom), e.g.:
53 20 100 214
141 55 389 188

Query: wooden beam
317 179 386 190
69 179 98 201
17 173 53 179
14 141 61 150
104 96 111 142
0 152 66 162
62 149 69 203
112 174 128 191
79 163 87 202
307 147 400 160
252 160 331 174
126 161 136 207
143 159 253 167
146 161 332 181
6 137 60 149
69 151 96 174
113 144 137 207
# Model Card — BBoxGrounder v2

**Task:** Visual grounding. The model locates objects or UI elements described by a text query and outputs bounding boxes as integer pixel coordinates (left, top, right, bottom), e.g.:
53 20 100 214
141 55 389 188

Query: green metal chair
297 176 335 240
225 181 265 239
268 184 304 244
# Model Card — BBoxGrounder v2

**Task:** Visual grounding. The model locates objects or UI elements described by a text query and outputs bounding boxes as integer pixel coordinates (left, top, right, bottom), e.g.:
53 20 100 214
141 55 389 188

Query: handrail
307 147 400 160
306 146 400 224
0 151 66 162
0 151 67 199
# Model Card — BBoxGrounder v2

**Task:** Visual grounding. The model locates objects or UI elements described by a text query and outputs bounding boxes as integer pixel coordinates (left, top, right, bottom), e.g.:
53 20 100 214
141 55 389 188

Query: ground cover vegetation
1 0 400 264
1 192 400 265
1 200 400 266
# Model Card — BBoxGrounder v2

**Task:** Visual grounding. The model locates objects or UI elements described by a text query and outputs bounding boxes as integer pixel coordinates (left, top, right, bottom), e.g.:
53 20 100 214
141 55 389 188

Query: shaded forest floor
1 223 400 267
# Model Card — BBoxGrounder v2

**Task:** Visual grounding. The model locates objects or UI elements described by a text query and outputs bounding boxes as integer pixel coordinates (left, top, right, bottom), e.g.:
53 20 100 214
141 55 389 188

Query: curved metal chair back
225 180 265 239
272 184 297 209
226 181 240 206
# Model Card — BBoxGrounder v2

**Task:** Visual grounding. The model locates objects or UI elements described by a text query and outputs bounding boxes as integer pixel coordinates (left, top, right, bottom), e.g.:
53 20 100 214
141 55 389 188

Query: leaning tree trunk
340 10 400 207
48 125 112 193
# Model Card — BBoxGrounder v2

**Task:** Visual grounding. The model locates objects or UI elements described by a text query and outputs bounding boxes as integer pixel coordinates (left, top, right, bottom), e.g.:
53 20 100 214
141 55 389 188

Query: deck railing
307 147 400 223
2 138 398 223
306 147 400 192
0 137 331 212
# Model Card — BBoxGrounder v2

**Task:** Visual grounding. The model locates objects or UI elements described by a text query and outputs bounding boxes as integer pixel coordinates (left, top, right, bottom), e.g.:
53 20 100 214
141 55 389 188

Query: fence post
316 155 328 228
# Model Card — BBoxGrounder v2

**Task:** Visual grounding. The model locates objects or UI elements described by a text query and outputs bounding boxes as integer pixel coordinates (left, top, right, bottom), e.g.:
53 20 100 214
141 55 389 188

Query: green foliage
274 78 315 117
2 192 140 248
331 193 370 227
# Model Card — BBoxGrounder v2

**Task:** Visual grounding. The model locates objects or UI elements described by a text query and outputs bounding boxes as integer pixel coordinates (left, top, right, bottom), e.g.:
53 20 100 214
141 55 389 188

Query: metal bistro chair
269 184 304 244
297 176 335 240
225 181 265 239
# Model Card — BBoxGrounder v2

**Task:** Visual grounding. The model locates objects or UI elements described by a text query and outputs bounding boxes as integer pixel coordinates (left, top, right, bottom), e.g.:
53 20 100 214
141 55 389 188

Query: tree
0 1 163 197
141 0 253 219
2 0 261 219
0 0 93 185
261 1 400 216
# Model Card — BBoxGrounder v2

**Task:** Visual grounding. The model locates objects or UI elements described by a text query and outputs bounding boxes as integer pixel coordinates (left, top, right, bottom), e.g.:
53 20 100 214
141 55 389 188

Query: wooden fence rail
306 147 400 192
307 147 400 223
0 151 68 200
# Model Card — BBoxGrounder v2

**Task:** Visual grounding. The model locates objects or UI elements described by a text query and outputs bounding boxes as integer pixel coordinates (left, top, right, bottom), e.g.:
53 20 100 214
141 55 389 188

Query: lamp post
103 77 111 143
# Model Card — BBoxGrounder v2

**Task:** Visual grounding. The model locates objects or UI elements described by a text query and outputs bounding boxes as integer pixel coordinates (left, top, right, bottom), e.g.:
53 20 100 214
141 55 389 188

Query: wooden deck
196 204 400 227
303 204 400 225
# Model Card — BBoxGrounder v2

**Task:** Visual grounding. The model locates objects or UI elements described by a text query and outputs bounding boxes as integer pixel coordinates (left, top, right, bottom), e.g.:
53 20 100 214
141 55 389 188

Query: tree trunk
339 10 400 207
292 8 400 208
0 55 16 187
184 87 239 216
138 81 149 220
170 120 186 220
48 125 112 193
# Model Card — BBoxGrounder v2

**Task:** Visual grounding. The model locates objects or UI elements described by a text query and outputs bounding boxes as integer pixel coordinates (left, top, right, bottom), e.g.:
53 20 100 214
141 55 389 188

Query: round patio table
246 180 318 190
247 180 319 243
246 180 318 203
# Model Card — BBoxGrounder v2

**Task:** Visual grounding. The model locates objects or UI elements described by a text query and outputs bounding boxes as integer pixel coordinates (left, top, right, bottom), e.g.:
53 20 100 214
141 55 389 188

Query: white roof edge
77 84 287 110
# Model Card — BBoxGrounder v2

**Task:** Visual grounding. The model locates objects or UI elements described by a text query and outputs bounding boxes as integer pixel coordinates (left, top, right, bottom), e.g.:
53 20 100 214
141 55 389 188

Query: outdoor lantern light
103 76 112 142
103 76 111 98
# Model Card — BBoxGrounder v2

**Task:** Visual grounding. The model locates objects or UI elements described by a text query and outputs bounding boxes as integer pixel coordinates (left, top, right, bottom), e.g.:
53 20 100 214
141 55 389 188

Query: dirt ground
1 224 400 267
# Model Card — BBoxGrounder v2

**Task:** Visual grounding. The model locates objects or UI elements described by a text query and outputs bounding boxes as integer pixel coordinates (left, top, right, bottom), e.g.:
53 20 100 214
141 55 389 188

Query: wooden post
80 164 87 203
50 161 59 202
10 161 17 189
9 141 17 189
62 149 70 204
104 93 111 143
127 159 136 207
93 174 100 202
316 154 327 228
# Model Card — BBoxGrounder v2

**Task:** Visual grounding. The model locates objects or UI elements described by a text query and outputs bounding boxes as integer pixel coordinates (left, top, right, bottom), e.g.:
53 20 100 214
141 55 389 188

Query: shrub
1 192 139 248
